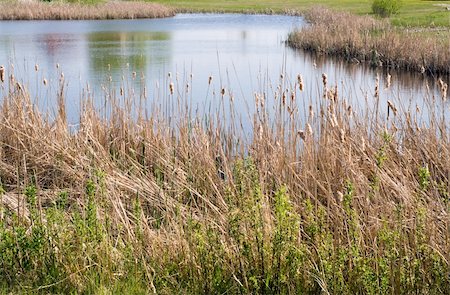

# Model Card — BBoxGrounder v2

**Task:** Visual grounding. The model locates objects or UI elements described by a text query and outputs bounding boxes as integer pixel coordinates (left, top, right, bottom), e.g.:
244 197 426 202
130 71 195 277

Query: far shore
0 2 175 20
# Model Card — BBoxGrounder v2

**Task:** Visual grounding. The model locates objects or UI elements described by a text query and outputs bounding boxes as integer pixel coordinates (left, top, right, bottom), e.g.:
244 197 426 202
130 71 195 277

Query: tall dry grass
0 2 175 20
0 64 449 293
289 7 450 75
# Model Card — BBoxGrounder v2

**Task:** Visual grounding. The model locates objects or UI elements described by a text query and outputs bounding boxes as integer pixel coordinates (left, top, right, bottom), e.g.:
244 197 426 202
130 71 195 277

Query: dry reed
0 65 449 293
289 7 450 75
0 2 175 20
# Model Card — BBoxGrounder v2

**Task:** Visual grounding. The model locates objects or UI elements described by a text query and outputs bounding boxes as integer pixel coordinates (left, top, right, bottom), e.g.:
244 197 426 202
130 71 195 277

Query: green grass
152 0 450 27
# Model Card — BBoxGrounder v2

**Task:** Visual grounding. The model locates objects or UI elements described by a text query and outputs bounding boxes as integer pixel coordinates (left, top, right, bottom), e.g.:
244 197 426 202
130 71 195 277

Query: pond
0 13 448 125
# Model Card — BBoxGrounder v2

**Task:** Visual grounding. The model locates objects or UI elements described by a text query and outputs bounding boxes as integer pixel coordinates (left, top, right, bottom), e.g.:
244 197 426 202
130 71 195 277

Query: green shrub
372 0 402 17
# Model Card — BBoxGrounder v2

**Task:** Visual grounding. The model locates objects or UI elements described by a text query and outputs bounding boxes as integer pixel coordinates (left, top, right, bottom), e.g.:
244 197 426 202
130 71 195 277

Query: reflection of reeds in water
0 2 174 20
0 65 449 293
289 7 450 75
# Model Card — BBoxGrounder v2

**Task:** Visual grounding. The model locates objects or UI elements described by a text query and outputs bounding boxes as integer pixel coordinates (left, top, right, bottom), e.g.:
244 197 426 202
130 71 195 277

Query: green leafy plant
372 0 402 17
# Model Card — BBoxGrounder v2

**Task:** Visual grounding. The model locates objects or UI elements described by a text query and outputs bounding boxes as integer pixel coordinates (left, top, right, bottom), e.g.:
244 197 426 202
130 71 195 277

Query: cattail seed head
208 76 213 85
0 65 4 83
322 73 327 87
387 100 397 116
168 72 172 78
221 88 226 96
43 78 47 86
386 73 391 89
306 123 313 136
298 130 306 141
56 63 60 69
35 64 39 72
339 129 345 143
120 87 124 96
169 82 174 95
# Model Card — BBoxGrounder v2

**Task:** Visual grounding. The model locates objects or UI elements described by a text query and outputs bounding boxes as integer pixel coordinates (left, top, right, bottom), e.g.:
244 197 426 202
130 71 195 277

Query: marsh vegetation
0 63 449 293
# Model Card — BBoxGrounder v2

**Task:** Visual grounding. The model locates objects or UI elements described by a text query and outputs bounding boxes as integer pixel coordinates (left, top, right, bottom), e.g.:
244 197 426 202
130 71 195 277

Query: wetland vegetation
0 0 449 294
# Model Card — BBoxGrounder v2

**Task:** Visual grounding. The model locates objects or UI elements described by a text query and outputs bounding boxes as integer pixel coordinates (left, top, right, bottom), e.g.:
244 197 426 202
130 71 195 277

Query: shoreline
0 2 175 20
288 7 450 76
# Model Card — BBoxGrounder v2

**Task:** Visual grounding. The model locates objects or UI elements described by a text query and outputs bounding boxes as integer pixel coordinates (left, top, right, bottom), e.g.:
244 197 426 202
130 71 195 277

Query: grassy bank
0 65 449 293
0 2 174 20
151 0 450 27
288 7 450 75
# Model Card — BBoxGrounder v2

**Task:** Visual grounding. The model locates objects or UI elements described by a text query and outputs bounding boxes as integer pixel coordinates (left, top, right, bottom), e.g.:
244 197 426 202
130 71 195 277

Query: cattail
282 92 286 105
221 88 226 96
387 100 397 117
438 78 448 100
35 64 39 72
132 71 137 79
386 73 391 89
322 73 327 87
186 83 190 93
347 105 353 117
169 82 174 95
298 130 306 141
290 92 295 102
339 129 345 143
336 191 343 203
208 76 213 85
43 78 47 86
168 72 172 78
56 63 60 69
120 87 124 96
306 123 313 136
297 74 304 91
374 76 379 98
280 73 284 80
442 84 448 101
0 65 4 83
309 105 314 120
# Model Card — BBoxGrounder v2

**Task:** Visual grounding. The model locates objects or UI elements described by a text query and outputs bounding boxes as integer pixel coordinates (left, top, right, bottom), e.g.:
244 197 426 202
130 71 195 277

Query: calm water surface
0 14 448 124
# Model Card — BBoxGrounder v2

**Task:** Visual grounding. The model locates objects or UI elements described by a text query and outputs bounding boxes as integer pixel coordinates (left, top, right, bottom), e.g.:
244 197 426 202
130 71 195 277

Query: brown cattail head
43 78 47 86
309 105 314 120
0 65 4 83
221 88 226 96
169 82 174 95
35 64 39 72
120 87 124 96
322 73 327 87
208 76 213 85
387 100 397 116
298 130 306 141
297 74 304 91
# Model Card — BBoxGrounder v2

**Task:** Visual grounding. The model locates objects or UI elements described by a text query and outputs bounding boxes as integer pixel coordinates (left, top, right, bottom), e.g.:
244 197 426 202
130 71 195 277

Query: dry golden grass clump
289 6 450 75
0 2 175 20
0 66 449 293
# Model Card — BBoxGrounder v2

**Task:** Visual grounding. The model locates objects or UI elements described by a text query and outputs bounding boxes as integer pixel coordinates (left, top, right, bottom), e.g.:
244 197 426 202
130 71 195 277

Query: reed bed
0 65 449 294
288 7 450 75
0 2 175 20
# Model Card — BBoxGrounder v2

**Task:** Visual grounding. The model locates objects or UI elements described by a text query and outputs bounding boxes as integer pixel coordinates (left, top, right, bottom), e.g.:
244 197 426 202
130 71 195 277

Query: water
0 14 448 125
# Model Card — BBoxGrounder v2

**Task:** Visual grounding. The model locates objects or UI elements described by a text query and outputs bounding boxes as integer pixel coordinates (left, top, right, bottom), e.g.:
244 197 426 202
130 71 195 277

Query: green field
152 0 450 27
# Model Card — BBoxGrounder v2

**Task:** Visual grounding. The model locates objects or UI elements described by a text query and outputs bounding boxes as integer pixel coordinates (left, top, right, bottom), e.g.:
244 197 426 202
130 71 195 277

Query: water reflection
88 31 171 79
0 14 447 126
